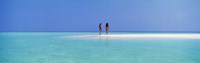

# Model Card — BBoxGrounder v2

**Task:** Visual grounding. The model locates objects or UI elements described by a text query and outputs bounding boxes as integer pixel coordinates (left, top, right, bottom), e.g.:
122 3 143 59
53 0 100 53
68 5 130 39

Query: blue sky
0 0 200 32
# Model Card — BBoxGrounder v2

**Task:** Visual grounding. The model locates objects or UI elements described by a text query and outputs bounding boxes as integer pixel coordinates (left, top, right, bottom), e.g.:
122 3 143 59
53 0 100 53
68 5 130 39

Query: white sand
66 34 200 39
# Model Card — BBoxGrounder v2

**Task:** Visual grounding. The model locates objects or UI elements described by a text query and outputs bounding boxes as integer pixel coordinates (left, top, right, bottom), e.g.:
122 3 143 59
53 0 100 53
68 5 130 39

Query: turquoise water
0 32 200 63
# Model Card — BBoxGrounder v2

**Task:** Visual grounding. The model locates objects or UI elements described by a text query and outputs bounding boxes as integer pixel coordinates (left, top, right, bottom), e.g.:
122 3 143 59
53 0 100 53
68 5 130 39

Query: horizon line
0 31 200 33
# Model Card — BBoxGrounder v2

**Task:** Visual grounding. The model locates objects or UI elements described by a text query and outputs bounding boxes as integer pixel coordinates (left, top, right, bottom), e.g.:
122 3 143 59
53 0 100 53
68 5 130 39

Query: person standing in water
106 22 109 35
99 23 102 35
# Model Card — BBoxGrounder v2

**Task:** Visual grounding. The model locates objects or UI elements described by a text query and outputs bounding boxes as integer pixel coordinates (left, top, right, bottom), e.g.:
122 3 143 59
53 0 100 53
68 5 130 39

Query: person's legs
106 31 108 34
99 29 102 35
99 32 101 35
106 27 108 34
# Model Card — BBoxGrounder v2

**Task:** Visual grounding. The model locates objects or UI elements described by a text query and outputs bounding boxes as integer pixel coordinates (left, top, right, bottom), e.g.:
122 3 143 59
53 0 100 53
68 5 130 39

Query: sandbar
66 34 200 39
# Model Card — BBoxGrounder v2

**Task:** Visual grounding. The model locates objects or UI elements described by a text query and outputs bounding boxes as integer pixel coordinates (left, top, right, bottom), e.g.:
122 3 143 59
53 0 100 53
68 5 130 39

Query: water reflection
106 35 109 46
98 35 109 46
98 35 102 46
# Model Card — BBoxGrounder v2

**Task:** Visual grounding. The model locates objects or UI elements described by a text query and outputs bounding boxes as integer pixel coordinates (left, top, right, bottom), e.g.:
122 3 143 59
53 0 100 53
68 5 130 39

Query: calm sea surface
0 32 200 63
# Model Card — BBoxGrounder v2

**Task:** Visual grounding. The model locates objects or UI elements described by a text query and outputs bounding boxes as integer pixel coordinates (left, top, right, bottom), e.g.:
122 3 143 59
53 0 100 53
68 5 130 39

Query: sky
0 0 200 32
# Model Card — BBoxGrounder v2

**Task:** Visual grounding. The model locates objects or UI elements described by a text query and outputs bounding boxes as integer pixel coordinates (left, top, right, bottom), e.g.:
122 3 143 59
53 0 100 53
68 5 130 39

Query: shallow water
0 32 200 63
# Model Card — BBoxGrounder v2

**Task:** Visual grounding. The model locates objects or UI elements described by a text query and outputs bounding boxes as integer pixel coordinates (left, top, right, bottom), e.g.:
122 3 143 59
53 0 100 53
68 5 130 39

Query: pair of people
99 23 109 35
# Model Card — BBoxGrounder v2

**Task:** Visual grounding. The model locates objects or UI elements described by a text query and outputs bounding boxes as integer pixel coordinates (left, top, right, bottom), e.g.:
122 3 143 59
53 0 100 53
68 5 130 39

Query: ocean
0 32 200 63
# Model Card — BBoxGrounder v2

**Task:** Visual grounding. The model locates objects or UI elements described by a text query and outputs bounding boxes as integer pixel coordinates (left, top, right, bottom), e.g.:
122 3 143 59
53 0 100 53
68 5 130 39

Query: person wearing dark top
99 23 102 35
106 23 109 35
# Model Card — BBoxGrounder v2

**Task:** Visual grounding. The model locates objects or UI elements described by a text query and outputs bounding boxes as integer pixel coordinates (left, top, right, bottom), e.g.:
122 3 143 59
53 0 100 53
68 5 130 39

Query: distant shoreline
1 31 200 33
